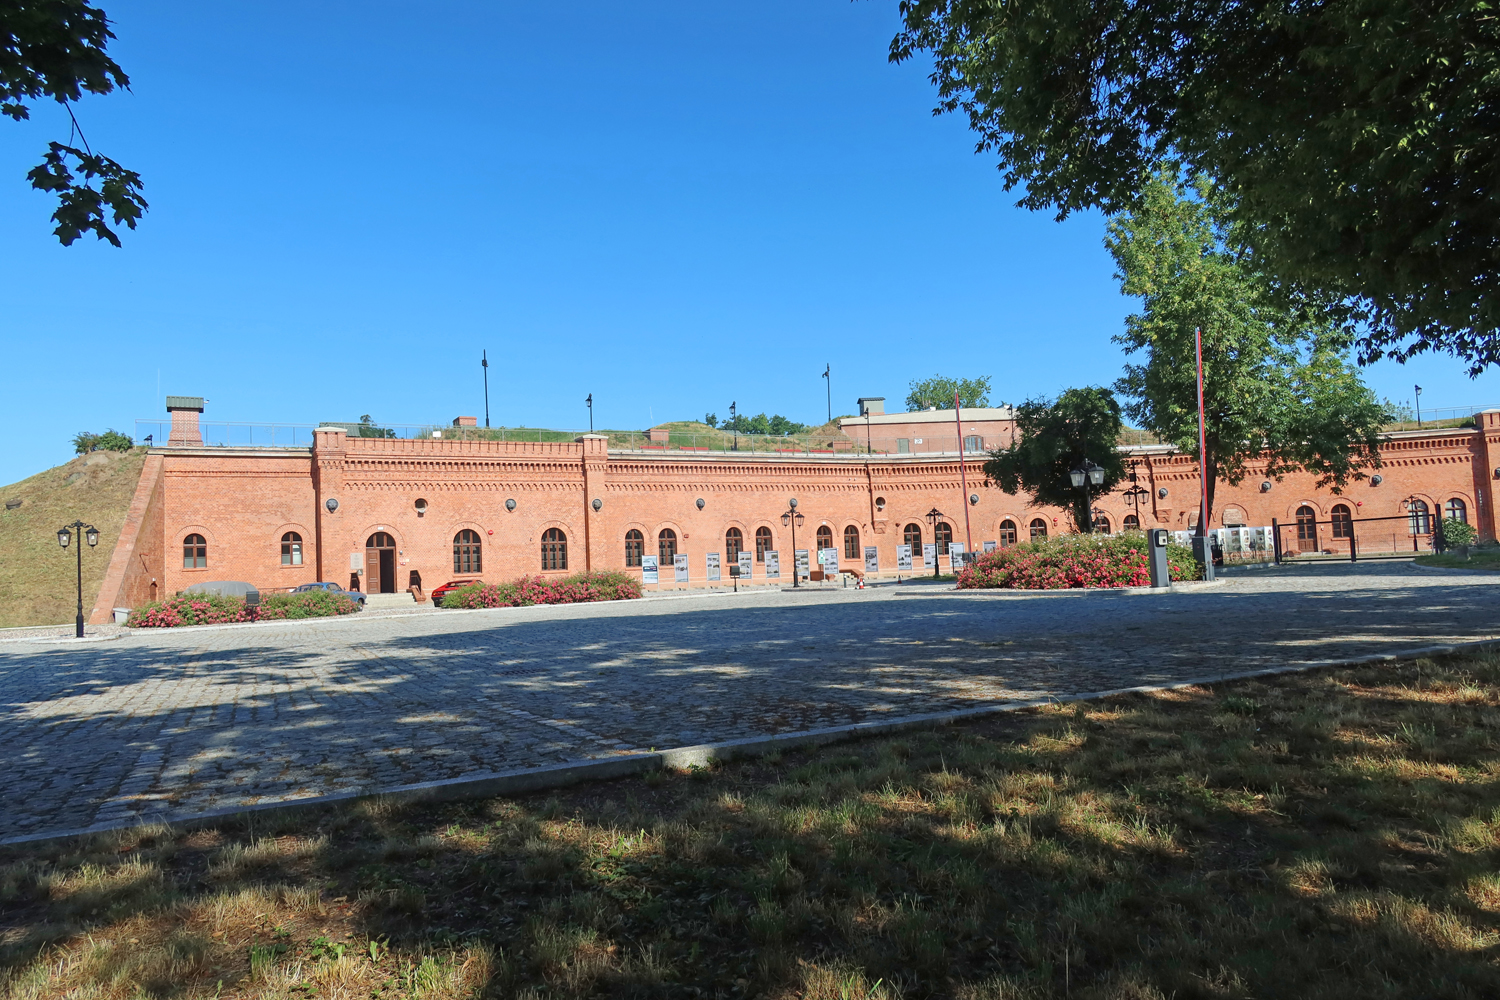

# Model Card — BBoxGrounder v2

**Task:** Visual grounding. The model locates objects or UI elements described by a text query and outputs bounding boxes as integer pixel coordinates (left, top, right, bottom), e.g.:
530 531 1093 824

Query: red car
430 579 482 607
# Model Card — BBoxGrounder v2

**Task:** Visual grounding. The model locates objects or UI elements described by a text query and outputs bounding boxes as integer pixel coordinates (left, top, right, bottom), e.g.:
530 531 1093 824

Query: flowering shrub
126 589 360 627
956 532 1202 590
442 571 642 608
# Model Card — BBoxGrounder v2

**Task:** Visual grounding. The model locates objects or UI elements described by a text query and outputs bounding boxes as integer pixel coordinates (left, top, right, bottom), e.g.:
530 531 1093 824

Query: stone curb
6 634 1494 852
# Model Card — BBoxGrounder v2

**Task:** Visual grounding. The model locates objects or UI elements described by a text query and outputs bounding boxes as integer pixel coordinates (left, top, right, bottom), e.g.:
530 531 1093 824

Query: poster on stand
819 548 839 573
864 546 879 574
737 552 753 580
673 554 689 583
794 549 809 579
948 542 966 572
641 555 659 584
922 543 936 567
983 540 997 553
765 551 780 578
705 551 721 581
896 544 913 572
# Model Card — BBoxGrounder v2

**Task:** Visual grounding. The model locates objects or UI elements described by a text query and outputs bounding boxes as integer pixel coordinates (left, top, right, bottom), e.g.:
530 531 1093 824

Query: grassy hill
0 448 147 629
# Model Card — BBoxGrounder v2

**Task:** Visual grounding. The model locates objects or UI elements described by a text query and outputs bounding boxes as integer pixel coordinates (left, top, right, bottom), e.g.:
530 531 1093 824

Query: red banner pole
1196 327 1209 537
956 391 973 554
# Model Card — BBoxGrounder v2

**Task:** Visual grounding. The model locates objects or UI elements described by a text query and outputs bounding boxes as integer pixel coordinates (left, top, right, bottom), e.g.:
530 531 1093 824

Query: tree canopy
892 0 1500 371
906 374 993 411
2 0 145 245
1106 170 1386 533
72 428 131 453
983 387 1125 533
724 412 807 436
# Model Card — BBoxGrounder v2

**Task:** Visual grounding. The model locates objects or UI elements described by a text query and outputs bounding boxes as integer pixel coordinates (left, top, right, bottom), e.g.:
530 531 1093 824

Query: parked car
430 579 482 607
292 581 366 608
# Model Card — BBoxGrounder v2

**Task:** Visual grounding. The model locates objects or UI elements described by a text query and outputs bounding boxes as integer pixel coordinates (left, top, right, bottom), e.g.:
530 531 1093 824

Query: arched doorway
366 532 397 593
1295 506 1317 553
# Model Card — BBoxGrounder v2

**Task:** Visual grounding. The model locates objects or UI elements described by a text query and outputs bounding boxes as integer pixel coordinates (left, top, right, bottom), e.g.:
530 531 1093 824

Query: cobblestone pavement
2 561 1496 841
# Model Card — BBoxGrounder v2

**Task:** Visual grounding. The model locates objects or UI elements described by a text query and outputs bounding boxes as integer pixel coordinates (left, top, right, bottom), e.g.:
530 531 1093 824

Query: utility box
1149 529 1171 588
1191 534 1216 582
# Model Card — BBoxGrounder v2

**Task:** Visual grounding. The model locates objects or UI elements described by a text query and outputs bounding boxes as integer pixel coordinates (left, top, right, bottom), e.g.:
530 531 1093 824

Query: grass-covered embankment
4 651 1500 998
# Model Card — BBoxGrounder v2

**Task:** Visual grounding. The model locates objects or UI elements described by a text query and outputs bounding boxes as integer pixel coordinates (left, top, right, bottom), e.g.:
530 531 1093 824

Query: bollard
1149 529 1171 588
1191 534 1216 582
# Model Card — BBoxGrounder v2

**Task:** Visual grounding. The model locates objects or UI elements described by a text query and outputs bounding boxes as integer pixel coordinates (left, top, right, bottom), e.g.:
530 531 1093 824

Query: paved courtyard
1 562 1496 842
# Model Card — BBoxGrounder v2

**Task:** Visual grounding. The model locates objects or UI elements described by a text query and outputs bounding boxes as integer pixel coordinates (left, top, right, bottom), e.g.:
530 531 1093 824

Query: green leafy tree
72 428 131 453
1105 170 1385 536
703 413 718 428
891 1 1499 371
3 1 146 245
984 387 1125 533
906 374 993 411
1441 518 1477 550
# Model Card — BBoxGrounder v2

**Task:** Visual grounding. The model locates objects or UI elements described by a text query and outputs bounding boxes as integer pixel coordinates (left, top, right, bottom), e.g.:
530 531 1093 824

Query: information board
922 543 936 567
896 544 913 572
819 547 839 573
705 551 720 581
738 551 753 579
765 550 780 578
864 546 879 574
794 549 809 579
641 555 659 584
673 554 689 582
948 542 966 572
983 540 997 553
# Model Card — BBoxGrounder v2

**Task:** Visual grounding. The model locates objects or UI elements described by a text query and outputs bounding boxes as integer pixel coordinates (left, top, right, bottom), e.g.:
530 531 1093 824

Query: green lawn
1416 550 1500 571
4 651 1499 998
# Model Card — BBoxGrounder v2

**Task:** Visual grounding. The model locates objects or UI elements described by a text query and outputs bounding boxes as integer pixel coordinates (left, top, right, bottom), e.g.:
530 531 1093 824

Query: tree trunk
1196 446 1219 537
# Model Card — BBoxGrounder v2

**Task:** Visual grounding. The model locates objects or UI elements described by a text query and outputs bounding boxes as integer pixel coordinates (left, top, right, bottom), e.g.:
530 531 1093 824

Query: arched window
280 531 303 566
658 528 677 565
844 525 860 560
934 521 953 555
1296 506 1318 548
999 519 1017 546
904 523 922 550
1331 504 1353 539
1408 499 1431 535
541 527 568 570
1029 518 1048 540
1222 506 1246 527
625 529 644 567
183 533 207 569
816 525 833 552
1092 514 1111 534
367 532 395 548
725 527 743 562
1122 514 1140 530
755 526 772 562
453 529 482 574
1446 498 1469 524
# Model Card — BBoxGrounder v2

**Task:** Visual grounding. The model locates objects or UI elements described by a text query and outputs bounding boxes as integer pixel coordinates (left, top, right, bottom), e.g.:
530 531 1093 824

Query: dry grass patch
6 650 1500 998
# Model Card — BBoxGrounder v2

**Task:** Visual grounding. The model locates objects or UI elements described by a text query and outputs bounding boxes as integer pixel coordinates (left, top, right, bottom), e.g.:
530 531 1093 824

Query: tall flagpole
955 390 973 555
1195 327 1209 536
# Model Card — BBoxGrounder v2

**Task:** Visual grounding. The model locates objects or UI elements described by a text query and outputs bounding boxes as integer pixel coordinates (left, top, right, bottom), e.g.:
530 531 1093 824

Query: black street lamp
925 506 945 578
481 350 491 429
729 401 738 451
1122 461 1150 528
57 520 100 637
585 393 593 433
781 497 805 587
1069 459 1105 532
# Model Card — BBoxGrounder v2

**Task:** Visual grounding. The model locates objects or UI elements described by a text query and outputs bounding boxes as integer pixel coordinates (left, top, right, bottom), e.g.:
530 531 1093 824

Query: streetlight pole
781 498 805 588
481 350 491 429
822 364 831 424
729 401 737 451
586 393 593 433
1415 385 1423 428
925 507 945 578
57 521 100 637
1069 460 1105 532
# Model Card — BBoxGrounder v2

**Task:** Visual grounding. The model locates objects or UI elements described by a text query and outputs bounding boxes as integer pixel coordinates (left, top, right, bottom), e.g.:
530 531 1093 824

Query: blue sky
2 0 1493 484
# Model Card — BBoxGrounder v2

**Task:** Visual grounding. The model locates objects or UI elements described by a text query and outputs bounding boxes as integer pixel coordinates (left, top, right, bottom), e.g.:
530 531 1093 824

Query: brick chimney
453 416 478 427
166 396 204 446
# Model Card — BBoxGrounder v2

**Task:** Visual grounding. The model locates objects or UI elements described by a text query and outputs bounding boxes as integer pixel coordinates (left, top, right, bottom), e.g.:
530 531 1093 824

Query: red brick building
89 398 1499 620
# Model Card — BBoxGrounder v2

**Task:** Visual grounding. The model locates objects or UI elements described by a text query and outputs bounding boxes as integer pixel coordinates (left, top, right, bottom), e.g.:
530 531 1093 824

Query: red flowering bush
442 571 642 608
956 532 1202 590
126 589 360 627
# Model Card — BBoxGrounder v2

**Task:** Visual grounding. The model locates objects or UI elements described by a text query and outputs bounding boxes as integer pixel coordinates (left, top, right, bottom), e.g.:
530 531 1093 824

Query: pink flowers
442 571 642 608
955 533 1200 590
126 590 360 627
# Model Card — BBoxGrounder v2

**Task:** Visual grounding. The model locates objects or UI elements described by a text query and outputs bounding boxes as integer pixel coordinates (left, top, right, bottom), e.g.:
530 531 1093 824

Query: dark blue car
291 582 366 608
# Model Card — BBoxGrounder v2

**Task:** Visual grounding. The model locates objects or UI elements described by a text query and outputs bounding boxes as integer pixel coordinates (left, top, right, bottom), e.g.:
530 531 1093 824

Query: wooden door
366 532 396 593
366 547 381 593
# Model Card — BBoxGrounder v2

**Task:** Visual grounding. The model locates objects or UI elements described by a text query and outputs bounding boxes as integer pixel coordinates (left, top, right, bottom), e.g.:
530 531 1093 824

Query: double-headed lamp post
57 521 100 637
1069 460 1106 532
781 497 805 587
925 506 945 578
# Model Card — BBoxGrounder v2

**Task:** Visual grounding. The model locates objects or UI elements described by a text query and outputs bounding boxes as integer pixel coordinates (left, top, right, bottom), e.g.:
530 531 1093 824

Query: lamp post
925 507 945 578
1414 385 1423 428
585 393 593 433
729 401 737 451
1122 461 1149 527
57 520 100 637
781 498 805 588
1069 459 1105 532
481 350 490 429
822 364 831 424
